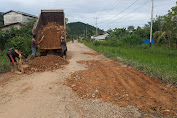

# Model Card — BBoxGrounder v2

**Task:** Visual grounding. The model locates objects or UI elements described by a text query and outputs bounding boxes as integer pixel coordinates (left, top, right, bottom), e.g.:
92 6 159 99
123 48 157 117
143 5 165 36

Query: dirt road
0 41 176 118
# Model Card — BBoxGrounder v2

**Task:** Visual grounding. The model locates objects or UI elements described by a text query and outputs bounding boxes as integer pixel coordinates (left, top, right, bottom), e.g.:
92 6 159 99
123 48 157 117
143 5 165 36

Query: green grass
81 41 177 86
0 55 10 73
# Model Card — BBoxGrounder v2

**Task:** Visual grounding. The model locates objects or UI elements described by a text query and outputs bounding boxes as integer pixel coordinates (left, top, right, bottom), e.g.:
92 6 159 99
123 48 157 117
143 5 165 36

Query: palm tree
153 30 172 48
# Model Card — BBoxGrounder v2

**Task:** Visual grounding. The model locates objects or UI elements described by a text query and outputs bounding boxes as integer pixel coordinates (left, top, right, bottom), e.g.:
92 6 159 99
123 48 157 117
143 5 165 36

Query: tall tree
127 26 135 32
0 14 3 26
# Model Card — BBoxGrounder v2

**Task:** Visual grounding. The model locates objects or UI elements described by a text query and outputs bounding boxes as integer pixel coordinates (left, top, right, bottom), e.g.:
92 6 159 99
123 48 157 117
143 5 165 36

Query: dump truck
32 10 66 56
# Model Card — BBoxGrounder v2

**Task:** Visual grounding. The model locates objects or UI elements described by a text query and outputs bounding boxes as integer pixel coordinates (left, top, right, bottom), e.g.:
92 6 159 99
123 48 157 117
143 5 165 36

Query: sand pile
38 22 65 49
24 55 69 74
82 52 101 56
66 60 177 115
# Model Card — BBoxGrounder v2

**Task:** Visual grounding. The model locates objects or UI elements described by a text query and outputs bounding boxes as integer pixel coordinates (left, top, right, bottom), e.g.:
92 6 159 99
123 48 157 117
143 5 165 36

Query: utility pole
94 17 99 36
84 30 85 39
86 27 87 40
150 0 154 47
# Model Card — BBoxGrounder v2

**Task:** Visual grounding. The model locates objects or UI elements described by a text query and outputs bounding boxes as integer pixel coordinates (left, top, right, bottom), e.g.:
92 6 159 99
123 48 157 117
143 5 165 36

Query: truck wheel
40 51 47 56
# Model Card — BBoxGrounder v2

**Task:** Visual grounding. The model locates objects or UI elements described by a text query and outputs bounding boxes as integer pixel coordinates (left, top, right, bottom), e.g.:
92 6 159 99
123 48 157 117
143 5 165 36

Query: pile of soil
38 22 65 48
24 55 69 74
66 60 177 115
82 52 101 56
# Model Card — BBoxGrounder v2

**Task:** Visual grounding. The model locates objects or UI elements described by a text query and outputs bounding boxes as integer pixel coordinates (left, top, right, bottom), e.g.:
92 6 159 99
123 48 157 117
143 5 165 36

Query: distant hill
67 22 103 39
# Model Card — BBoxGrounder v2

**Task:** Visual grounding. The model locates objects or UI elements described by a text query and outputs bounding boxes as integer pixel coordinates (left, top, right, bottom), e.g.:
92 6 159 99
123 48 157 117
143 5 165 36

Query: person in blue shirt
29 35 37 60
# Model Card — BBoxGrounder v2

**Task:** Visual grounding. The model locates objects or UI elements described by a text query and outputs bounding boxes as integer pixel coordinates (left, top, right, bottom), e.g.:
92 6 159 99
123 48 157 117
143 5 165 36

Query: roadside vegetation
81 4 177 85
0 19 100 73
0 13 3 26
0 19 36 73
82 41 177 85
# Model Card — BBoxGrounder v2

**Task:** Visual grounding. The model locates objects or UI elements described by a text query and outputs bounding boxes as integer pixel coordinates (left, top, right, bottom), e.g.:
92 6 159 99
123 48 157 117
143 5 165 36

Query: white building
0 10 37 30
93 33 109 40
3 10 37 25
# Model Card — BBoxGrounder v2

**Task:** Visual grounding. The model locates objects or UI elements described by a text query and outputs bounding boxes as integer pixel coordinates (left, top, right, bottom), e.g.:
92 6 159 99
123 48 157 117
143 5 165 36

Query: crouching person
7 48 28 72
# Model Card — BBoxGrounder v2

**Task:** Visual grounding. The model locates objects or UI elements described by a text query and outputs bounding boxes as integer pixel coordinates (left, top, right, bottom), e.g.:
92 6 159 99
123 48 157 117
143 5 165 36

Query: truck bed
33 10 66 50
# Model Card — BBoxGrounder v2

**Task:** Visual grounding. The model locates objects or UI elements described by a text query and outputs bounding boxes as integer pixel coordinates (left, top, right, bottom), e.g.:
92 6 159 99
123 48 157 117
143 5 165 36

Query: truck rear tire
40 50 47 56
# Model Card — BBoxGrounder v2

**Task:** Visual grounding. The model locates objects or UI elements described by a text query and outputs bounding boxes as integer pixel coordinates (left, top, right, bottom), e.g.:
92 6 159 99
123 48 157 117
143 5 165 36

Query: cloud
0 0 176 30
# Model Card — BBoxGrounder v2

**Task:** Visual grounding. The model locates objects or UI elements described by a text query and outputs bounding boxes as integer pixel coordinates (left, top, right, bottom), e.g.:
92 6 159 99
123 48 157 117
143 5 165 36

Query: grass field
81 41 177 85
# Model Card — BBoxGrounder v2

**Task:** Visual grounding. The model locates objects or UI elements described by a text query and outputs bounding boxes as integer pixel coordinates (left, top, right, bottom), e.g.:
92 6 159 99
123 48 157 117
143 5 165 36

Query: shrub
105 38 119 47
119 34 143 46
93 40 101 46
7 36 31 54
137 44 149 49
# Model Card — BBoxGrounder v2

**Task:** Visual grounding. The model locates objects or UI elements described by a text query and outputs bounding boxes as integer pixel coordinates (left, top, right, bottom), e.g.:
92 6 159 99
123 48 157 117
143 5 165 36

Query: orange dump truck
32 10 66 56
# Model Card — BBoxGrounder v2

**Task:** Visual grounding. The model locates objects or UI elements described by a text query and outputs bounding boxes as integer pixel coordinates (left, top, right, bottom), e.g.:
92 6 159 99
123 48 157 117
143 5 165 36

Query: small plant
93 40 101 46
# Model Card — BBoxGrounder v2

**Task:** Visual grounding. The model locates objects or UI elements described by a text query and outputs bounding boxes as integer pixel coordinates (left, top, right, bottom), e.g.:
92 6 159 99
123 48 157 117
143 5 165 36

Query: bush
93 40 101 46
97 34 143 47
137 44 150 49
0 55 10 73
7 36 31 54
106 39 119 47
93 37 120 47
119 34 143 46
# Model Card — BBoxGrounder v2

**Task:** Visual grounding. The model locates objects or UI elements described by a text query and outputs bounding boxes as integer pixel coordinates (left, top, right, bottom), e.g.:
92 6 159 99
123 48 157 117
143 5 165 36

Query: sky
0 0 176 31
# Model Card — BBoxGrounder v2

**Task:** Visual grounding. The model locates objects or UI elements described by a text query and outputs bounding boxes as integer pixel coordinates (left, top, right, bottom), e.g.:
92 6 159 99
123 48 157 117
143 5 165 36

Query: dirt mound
82 52 101 56
66 60 177 116
38 22 65 49
24 55 69 74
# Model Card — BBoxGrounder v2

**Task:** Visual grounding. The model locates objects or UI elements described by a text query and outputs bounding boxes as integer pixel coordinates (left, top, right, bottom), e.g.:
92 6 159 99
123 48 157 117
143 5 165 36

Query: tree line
0 3 176 55
105 3 177 48
66 22 103 40
0 13 3 26
0 19 102 54
0 19 36 54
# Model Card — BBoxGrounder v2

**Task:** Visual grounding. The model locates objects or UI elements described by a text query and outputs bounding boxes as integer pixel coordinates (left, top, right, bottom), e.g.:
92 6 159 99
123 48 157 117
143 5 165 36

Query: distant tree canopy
0 19 103 52
0 18 36 53
0 13 3 26
106 2 177 48
127 26 135 32
66 22 103 39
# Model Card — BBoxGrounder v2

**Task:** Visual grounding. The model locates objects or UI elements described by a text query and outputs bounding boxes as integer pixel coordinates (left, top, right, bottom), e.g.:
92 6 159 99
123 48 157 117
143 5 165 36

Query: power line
98 0 151 27
94 17 99 36
97 0 176 30
120 1 175 27
96 0 118 17
108 0 151 26
99 6 151 29
98 0 139 24
97 0 121 17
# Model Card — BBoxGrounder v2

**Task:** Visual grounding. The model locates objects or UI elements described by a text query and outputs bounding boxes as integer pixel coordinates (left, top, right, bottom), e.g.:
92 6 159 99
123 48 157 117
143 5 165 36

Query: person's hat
61 36 64 39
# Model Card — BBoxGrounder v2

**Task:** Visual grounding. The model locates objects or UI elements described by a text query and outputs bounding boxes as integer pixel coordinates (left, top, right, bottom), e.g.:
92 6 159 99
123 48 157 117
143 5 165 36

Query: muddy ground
0 41 176 118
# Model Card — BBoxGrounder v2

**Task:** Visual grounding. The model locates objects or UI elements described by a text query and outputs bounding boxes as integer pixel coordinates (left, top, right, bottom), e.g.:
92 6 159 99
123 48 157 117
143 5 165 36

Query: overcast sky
0 0 176 30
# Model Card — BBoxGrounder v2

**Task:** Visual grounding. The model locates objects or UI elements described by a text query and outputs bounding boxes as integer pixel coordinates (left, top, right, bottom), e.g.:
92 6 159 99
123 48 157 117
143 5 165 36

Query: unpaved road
0 41 176 118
